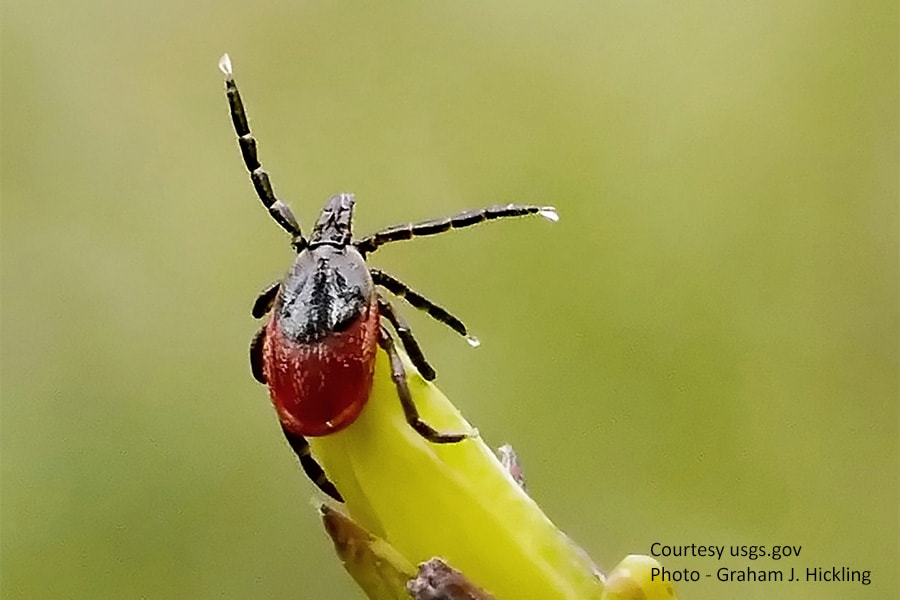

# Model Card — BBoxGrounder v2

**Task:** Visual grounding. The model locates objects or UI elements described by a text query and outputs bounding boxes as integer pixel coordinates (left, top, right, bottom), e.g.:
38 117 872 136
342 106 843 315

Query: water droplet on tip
538 206 559 222
466 335 481 348
218 53 233 77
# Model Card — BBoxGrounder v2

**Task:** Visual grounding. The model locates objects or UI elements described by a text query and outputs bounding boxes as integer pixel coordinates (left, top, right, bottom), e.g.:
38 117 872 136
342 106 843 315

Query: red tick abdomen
263 301 380 436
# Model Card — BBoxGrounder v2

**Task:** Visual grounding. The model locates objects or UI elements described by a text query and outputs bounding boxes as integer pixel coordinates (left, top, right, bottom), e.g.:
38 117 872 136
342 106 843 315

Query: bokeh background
2 1 897 599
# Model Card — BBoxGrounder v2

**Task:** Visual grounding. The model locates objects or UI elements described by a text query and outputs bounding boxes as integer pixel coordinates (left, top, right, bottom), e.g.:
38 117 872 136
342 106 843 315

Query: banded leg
218 54 305 245
249 325 267 384
378 326 471 444
249 315 342 501
370 269 477 346
378 296 436 381
355 204 558 255
252 281 280 318
281 425 343 502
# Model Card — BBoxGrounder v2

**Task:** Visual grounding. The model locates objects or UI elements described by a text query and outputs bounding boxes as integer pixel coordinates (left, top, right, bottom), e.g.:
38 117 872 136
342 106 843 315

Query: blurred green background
2 1 897 599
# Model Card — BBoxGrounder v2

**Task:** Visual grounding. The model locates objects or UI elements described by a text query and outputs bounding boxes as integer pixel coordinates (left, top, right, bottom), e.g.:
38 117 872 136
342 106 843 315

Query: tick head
309 193 356 248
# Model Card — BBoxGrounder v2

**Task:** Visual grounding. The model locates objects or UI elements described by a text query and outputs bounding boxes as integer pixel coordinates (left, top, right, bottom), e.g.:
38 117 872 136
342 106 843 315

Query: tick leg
281 425 344 502
378 326 471 444
370 269 477 347
218 55 306 246
355 204 557 255
378 296 436 381
249 325 267 384
252 281 280 319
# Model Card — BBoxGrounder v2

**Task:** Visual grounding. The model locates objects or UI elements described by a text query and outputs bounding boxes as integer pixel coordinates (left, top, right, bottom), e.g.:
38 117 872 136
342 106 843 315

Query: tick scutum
276 242 372 343
221 54 558 502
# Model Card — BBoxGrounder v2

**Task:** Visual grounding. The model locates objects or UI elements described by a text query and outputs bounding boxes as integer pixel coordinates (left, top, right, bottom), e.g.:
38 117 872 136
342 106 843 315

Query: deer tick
219 54 558 501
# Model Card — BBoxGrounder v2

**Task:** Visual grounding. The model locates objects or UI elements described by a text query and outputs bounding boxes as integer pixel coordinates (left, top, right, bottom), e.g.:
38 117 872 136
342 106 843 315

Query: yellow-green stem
310 349 677 600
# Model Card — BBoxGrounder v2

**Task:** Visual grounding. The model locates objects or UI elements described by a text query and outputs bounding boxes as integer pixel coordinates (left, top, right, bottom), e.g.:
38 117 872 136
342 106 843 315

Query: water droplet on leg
538 206 559 222
218 53 233 77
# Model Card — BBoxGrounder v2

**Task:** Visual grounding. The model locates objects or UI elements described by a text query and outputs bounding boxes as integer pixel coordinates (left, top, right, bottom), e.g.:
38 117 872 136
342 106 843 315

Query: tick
219 55 557 501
